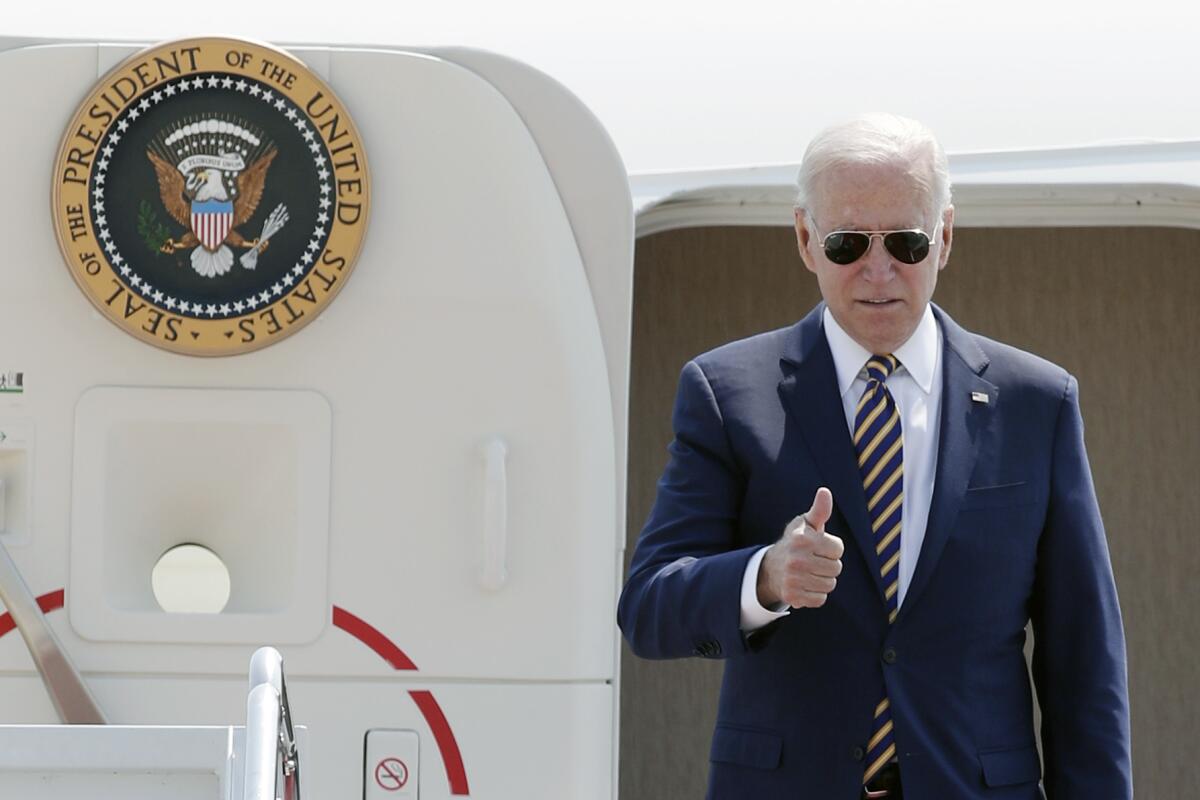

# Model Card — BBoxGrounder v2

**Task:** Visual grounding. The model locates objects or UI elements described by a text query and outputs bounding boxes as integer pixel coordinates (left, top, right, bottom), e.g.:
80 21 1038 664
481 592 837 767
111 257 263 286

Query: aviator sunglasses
815 223 940 266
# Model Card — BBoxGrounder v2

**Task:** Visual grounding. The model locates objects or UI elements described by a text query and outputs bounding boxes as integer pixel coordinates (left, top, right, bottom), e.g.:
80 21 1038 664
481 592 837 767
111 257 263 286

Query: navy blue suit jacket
618 304 1131 799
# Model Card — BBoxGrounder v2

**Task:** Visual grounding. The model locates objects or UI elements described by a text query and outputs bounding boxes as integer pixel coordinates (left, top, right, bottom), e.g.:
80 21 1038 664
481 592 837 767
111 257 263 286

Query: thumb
805 487 833 533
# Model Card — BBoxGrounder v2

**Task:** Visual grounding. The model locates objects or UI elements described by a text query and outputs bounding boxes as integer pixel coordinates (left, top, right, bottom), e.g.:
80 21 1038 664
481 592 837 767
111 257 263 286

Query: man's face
795 160 953 355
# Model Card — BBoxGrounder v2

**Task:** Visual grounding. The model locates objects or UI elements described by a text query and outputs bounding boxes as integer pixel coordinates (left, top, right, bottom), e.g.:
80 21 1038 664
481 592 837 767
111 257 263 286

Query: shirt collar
822 304 939 398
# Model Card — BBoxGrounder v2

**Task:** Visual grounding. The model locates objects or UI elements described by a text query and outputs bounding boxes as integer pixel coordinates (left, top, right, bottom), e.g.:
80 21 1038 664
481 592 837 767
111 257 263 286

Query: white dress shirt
739 305 944 630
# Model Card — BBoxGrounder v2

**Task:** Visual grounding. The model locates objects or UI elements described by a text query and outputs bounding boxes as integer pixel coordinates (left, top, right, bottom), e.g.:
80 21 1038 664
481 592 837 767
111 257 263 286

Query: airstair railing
0 537 105 724
243 647 300 800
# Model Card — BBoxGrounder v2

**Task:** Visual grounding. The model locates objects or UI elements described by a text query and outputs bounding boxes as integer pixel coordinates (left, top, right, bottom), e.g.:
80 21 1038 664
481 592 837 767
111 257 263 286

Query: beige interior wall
620 224 1199 799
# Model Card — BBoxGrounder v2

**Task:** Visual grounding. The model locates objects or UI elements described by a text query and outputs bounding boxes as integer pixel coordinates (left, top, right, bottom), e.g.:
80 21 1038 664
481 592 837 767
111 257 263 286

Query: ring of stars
89 73 333 320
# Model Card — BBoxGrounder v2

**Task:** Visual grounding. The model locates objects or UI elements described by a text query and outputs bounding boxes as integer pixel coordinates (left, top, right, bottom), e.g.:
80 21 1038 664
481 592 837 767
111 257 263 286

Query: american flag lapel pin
971 391 990 404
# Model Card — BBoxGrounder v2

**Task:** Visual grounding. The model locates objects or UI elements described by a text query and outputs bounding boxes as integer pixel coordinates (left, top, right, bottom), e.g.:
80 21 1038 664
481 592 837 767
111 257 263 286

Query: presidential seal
52 38 369 355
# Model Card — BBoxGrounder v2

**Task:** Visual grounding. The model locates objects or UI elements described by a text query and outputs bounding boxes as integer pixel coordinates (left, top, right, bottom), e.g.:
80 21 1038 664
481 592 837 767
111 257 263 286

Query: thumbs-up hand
757 487 845 609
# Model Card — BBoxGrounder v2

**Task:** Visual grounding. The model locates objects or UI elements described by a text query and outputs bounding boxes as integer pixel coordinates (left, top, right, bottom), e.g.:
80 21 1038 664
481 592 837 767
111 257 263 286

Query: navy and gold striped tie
855 354 904 785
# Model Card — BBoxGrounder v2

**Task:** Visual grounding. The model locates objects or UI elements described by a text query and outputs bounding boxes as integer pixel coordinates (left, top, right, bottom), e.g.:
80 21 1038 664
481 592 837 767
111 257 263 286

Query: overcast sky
9 0 1200 173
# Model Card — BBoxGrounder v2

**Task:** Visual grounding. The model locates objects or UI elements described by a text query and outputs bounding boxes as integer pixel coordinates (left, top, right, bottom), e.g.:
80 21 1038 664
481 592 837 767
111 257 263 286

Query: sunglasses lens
883 231 931 264
823 232 870 265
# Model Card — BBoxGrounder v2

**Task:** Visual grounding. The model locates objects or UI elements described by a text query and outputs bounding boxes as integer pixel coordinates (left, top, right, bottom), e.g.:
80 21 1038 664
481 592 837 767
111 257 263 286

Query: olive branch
137 199 172 254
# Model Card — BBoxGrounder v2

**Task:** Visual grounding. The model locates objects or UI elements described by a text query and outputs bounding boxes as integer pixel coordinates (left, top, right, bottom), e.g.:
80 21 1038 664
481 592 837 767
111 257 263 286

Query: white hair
794 113 952 221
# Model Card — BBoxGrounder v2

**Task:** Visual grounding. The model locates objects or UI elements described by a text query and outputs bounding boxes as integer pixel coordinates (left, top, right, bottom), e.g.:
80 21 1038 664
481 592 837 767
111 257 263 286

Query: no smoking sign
365 729 419 797
374 757 409 792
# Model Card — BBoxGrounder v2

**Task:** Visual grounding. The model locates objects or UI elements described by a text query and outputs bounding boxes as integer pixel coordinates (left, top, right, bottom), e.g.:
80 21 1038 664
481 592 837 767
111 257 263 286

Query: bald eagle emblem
147 117 289 277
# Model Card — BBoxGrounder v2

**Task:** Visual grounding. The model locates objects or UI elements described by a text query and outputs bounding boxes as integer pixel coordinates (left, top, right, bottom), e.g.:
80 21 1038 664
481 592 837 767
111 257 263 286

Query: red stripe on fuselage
331 606 419 670
332 605 472 795
409 690 471 796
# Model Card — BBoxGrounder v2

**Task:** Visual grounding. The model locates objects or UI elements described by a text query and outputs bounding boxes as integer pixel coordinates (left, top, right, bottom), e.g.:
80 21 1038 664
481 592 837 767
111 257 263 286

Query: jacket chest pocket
960 481 1037 512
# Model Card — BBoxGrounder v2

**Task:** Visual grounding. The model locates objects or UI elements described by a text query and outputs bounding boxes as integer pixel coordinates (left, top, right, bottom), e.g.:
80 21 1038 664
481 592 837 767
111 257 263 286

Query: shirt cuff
740 545 791 631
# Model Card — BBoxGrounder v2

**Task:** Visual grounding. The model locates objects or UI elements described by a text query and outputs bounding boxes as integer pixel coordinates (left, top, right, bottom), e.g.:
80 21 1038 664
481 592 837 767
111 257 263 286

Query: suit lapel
897 305 997 622
777 305 886 604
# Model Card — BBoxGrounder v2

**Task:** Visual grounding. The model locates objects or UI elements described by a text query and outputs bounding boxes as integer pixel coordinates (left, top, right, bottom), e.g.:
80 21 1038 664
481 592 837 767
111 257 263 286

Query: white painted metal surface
0 38 631 799
480 438 509 592
632 141 1200 238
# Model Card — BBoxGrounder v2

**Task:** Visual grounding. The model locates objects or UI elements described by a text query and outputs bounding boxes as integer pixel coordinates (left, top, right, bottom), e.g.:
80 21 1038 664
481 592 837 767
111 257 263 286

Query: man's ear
937 204 954 271
795 209 817 275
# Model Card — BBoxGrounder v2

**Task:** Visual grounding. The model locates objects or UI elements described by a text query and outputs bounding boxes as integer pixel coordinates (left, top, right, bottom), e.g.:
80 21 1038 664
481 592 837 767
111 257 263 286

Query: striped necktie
855 354 904 785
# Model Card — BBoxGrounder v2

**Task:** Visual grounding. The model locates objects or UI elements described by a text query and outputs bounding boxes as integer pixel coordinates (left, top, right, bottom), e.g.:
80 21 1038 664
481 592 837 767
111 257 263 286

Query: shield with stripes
190 199 234 251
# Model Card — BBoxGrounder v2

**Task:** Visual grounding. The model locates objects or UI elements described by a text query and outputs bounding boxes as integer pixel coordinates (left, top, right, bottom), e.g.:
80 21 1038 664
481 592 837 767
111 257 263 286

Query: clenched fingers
784 516 845 561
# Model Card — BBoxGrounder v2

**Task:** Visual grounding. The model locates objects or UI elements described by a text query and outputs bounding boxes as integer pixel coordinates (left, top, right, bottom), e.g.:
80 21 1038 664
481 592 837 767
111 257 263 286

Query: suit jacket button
852 746 865 762
882 648 898 665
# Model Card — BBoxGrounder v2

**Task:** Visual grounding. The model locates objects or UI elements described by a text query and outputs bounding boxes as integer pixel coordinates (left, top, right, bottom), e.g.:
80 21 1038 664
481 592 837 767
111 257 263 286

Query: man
617 114 1131 799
